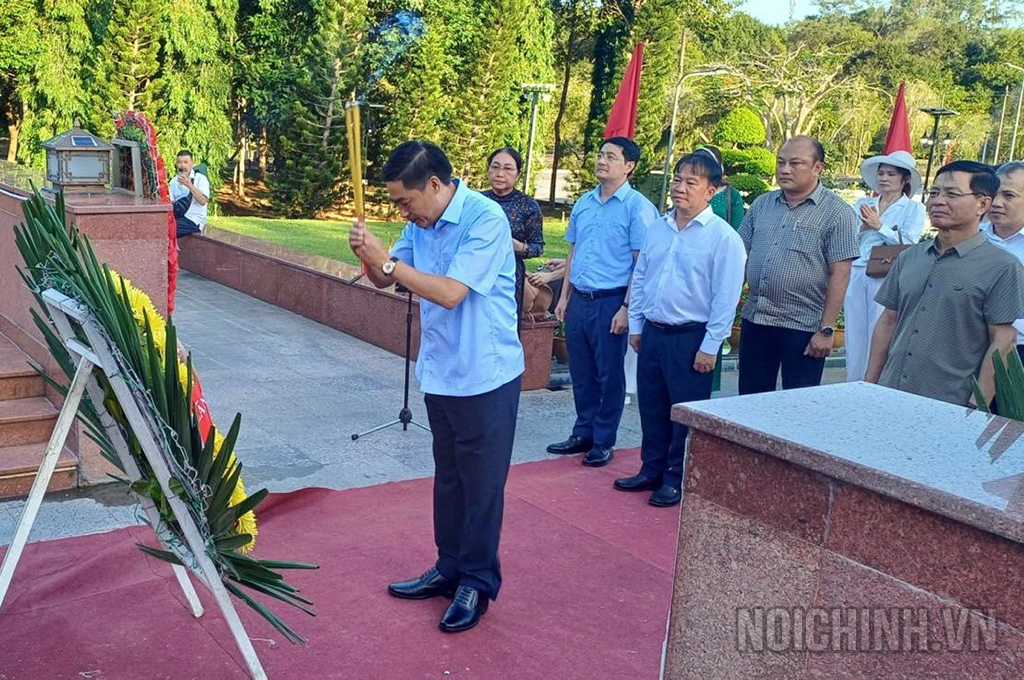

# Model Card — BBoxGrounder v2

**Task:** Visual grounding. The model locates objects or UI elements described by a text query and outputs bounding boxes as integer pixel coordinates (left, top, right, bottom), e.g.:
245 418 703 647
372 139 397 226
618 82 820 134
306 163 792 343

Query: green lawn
207 215 571 269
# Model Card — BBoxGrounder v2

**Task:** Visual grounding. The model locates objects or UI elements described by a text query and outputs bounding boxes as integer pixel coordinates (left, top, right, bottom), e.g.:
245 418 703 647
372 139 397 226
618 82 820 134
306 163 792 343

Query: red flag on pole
604 44 645 139
883 82 912 154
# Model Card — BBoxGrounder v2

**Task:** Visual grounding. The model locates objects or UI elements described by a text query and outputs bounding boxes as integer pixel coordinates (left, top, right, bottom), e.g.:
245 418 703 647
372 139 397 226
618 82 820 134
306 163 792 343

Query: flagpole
659 32 687 210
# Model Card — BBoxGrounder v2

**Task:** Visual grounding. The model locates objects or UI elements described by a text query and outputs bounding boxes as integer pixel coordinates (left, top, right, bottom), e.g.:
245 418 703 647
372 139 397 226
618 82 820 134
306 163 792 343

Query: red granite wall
665 430 1024 678
0 183 170 484
179 234 555 390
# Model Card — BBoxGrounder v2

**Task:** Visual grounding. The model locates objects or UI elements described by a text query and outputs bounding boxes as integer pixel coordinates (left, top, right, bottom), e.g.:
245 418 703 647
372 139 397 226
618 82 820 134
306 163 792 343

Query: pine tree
368 0 553 189
92 0 162 125
266 0 367 216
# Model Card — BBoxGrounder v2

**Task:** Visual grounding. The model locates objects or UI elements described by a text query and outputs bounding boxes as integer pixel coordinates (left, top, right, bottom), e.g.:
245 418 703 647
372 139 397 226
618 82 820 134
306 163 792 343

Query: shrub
721 147 775 179
739 146 775 178
720 148 746 175
713 107 767 147
730 174 770 204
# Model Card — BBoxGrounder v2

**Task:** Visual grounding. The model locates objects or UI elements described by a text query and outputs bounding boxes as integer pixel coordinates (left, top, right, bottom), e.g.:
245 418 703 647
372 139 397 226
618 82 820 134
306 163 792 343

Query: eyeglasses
926 189 985 201
596 152 622 162
489 163 518 174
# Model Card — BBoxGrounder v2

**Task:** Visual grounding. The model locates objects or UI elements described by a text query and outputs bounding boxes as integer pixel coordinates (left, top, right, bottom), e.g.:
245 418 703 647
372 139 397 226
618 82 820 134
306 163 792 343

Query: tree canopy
2 0 1024 215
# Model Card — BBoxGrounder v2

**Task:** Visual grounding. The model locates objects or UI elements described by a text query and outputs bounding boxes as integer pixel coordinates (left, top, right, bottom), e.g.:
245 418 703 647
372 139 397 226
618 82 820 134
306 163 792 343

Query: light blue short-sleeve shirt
565 181 657 291
390 180 524 397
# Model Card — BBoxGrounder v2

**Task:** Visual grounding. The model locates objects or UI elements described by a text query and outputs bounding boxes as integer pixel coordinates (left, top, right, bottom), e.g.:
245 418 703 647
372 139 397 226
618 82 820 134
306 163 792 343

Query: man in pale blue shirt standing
615 150 746 507
349 141 523 634
547 137 658 467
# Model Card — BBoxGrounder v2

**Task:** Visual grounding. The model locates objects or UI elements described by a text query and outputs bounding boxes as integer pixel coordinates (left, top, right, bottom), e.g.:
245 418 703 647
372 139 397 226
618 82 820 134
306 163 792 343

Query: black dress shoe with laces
614 473 660 492
547 435 593 455
582 446 613 467
388 566 457 600
439 585 489 633
649 485 682 507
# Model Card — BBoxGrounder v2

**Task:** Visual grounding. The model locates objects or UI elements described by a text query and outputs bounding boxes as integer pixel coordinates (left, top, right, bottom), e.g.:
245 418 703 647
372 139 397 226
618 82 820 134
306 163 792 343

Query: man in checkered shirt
737 136 860 394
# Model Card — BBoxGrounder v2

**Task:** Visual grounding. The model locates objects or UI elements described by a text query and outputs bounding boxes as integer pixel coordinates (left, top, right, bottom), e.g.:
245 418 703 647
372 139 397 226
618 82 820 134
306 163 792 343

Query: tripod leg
409 420 432 433
352 420 402 441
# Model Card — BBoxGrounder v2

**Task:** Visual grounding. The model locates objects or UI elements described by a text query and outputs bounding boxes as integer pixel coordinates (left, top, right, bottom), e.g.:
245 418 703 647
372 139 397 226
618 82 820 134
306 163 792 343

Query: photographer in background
169 150 210 237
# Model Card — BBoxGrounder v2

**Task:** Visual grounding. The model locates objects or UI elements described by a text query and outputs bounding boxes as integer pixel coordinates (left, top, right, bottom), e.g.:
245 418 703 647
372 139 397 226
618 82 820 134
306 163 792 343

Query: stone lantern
42 122 112 193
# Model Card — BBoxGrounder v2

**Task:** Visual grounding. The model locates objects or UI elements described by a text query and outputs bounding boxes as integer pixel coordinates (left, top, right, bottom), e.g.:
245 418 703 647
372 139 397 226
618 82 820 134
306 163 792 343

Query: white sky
736 0 818 25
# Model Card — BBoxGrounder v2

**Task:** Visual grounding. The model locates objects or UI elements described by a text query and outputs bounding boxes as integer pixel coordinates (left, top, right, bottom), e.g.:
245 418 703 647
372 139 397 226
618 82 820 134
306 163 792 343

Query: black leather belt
573 287 627 301
647 320 707 334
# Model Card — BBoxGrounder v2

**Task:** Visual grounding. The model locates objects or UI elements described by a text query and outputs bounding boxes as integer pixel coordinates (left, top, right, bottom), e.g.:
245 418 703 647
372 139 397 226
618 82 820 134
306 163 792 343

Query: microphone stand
351 284 430 440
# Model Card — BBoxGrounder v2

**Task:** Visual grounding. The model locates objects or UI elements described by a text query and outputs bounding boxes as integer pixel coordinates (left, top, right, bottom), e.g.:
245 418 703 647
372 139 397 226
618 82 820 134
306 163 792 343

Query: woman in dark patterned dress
482 148 545 325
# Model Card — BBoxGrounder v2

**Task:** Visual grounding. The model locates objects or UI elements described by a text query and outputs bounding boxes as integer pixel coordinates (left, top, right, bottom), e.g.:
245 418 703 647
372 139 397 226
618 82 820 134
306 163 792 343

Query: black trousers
738 320 826 395
637 323 714 490
424 375 521 601
566 291 629 448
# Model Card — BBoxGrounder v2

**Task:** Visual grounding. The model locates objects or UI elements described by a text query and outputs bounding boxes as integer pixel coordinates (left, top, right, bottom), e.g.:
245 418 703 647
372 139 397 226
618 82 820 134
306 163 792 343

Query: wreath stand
0 289 268 679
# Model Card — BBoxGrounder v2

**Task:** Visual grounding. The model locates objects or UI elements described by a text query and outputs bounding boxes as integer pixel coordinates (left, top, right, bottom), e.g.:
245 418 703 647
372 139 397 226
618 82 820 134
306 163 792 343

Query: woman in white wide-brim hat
845 150 926 382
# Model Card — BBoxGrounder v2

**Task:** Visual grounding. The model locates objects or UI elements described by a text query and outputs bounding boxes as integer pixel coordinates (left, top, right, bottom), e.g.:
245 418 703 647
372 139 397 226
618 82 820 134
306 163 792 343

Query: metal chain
33 272 224 566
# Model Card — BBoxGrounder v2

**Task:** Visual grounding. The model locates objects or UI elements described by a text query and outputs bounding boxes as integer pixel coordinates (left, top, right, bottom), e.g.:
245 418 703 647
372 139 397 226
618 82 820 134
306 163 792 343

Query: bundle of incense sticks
345 101 364 219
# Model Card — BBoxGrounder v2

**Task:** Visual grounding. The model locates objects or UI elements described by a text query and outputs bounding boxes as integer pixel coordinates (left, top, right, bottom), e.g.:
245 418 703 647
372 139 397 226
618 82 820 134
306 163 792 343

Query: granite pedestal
667 382 1024 679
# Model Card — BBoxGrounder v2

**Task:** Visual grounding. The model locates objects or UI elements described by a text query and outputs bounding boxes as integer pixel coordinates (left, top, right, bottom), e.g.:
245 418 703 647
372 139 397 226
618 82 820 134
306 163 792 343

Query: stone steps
0 333 77 499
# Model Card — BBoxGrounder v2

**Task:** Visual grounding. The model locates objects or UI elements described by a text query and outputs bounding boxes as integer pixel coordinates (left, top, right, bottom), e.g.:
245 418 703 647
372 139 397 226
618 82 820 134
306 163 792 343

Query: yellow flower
213 431 258 554
108 269 257 553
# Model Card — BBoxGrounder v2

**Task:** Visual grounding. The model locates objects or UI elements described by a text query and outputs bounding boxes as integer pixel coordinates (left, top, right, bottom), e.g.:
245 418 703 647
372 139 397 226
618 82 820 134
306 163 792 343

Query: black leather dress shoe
388 566 457 600
582 447 613 467
614 474 660 491
649 485 682 507
439 585 489 633
547 435 593 455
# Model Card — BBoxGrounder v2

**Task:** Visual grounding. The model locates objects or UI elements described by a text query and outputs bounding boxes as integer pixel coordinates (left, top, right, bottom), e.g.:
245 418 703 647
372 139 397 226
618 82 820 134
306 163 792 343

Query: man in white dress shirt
984 161 1024 360
614 150 746 507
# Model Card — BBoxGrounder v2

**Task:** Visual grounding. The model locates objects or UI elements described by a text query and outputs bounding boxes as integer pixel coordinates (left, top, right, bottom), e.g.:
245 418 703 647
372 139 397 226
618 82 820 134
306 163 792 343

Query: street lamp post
658 68 730 208
521 83 554 196
1005 63 1024 162
919 106 958 200
995 87 1010 162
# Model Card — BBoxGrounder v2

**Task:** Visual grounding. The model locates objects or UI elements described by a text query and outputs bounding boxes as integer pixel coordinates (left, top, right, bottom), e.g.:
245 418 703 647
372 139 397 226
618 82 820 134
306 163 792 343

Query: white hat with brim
860 150 922 197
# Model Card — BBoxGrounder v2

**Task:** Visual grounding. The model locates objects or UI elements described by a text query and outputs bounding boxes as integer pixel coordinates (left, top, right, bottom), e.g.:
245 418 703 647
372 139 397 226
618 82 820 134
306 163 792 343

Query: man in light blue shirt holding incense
548 136 658 467
349 141 523 634
615 149 746 507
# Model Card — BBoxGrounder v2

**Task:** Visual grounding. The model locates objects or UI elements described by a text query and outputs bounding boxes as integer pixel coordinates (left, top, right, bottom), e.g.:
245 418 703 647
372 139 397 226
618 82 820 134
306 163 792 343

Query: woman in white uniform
845 150 926 382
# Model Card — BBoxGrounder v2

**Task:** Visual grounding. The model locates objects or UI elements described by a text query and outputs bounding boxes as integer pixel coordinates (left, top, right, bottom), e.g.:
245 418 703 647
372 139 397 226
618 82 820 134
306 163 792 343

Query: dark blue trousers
638 323 714 490
175 215 201 238
424 375 521 601
566 291 628 448
737 320 826 395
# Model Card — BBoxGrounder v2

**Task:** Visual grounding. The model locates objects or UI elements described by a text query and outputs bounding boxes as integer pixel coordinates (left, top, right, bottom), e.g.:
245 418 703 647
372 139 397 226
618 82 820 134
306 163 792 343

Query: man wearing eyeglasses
547 137 658 468
865 161 1024 408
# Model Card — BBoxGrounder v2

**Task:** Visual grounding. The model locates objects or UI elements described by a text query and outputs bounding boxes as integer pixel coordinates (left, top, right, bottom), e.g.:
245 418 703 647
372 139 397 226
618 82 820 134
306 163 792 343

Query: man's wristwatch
382 256 399 276
818 325 835 337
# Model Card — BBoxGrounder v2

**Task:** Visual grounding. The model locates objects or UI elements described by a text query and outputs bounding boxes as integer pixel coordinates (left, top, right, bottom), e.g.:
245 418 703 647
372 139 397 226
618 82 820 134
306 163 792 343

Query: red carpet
0 448 678 679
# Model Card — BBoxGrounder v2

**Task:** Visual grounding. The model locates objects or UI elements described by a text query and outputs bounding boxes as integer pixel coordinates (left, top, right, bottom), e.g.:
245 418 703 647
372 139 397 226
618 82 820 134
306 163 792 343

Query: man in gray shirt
866 161 1024 408
737 136 860 394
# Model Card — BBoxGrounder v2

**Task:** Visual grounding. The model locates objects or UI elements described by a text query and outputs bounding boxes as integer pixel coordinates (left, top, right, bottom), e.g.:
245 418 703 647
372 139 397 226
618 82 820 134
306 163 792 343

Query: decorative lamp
41 121 113 193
